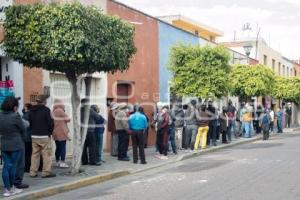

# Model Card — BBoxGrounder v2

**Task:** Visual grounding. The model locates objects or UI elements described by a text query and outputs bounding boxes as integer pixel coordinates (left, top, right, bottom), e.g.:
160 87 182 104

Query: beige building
222 38 295 77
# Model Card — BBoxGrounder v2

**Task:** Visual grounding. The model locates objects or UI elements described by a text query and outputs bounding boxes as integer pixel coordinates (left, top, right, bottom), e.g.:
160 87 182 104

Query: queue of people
0 94 293 197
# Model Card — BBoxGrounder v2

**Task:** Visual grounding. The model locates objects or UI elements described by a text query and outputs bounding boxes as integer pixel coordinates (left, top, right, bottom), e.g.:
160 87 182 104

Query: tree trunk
66 70 93 174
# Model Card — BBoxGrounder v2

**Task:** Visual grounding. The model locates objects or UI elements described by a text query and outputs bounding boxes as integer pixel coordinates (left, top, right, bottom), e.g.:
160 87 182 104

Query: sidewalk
3 129 298 200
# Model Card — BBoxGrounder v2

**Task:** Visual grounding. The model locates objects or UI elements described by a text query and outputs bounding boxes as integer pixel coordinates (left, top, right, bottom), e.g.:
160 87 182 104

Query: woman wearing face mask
0 96 25 197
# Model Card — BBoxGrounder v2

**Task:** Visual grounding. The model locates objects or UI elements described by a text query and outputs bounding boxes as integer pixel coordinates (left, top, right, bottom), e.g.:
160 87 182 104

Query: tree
229 64 274 99
272 76 300 104
3 3 136 174
168 44 231 99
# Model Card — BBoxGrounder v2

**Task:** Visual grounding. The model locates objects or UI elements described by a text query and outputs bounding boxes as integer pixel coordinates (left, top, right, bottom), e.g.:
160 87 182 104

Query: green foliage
168 44 231 99
272 76 300 104
229 64 275 98
3 3 136 75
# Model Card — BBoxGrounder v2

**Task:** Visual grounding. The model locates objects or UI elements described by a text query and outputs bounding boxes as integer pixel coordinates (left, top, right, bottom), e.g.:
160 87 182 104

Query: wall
159 22 199 103
23 67 43 104
282 57 294 77
0 58 24 111
107 1 159 149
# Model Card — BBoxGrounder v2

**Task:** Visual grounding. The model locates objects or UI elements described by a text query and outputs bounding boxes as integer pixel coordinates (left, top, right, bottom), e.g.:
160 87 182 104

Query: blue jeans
244 122 251 138
2 150 22 190
168 127 177 153
55 141 66 162
95 133 104 162
277 120 283 133
228 120 236 141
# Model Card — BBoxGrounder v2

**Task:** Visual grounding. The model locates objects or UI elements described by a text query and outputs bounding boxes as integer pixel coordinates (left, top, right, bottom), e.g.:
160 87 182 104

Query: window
272 59 275 72
263 55 268 65
278 62 281 75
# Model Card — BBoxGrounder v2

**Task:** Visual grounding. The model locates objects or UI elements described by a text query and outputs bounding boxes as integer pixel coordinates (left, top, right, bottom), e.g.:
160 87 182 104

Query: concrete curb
10 170 129 200
10 132 284 200
177 136 263 161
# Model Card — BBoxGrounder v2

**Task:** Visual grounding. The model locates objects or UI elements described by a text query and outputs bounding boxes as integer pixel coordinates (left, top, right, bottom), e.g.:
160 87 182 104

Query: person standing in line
52 99 71 168
115 103 130 161
194 104 210 150
92 105 106 164
219 107 229 144
276 108 283 133
168 105 177 154
207 99 218 146
269 107 275 133
185 100 198 150
129 105 148 164
153 105 160 153
243 103 253 138
255 105 263 134
29 95 55 178
13 104 31 190
227 100 236 141
171 103 184 150
108 103 119 157
286 103 292 128
182 104 188 149
261 110 271 140
21 103 33 173
0 96 25 197
156 106 170 160
138 107 149 148
81 100 102 166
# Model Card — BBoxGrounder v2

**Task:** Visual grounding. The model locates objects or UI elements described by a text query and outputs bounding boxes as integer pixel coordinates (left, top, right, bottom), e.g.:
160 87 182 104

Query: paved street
42 132 300 200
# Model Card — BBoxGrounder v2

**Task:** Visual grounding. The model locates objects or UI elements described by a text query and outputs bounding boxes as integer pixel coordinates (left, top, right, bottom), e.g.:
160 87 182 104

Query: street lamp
243 43 253 64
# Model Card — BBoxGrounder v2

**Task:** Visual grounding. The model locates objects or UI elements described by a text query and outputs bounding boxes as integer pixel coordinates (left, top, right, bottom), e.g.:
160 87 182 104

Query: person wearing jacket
138 107 149 148
184 100 198 150
171 104 185 150
13 104 31 190
219 107 229 144
21 103 33 173
52 99 71 168
194 104 210 150
0 96 25 197
115 103 130 161
207 99 218 146
156 106 170 159
108 102 119 157
243 103 253 138
92 105 106 163
276 108 283 133
129 105 148 164
29 95 55 178
81 99 102 166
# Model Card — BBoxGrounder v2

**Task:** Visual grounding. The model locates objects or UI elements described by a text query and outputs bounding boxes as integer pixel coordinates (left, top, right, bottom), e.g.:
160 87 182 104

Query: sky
117 0 300 60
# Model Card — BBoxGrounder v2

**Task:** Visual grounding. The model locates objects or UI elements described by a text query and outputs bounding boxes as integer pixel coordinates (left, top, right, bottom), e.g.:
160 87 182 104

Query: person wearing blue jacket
129 106 148 164
92 105 106 163
276 108 283 133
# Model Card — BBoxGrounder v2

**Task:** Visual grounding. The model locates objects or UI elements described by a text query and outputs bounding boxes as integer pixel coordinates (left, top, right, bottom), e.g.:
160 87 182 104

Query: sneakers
159 155 168 160
59 162 69 168
3 189 11 197
11 187 23 195
56 161 61 167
